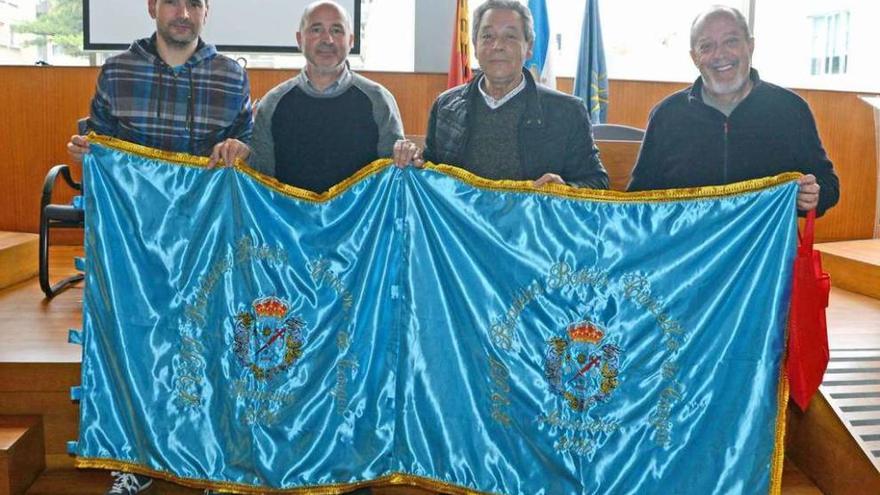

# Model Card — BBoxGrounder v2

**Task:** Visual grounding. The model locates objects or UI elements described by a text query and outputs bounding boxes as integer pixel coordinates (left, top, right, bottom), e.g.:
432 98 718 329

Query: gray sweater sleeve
352 74 405 157
249 79 298 177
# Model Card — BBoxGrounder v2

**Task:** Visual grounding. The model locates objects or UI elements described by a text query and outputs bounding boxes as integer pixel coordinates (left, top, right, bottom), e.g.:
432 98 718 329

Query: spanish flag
447 0 472 88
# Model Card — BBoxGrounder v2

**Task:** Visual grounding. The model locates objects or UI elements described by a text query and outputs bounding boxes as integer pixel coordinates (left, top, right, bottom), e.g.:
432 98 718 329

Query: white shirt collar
299 63 352 97
477 74 527 110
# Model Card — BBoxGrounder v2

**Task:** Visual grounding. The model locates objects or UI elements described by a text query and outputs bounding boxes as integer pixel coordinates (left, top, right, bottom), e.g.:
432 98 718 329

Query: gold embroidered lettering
488 355 513 427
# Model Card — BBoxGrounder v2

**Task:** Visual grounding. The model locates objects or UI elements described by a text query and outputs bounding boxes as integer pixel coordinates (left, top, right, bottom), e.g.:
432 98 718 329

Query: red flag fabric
448 0 473 88
786 210 831 411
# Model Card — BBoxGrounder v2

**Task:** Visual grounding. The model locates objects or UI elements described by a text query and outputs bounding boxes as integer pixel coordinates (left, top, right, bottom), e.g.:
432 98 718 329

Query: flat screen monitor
83 0 361 53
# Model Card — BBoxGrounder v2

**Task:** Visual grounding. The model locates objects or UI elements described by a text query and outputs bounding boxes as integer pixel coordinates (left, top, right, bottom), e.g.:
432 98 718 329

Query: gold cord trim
769 375 789 495
75 457 496 495
237 158 392 203
768 320 791 495
87 134 801 204
88 133 215 170
426 162 801 203
86 133 392 203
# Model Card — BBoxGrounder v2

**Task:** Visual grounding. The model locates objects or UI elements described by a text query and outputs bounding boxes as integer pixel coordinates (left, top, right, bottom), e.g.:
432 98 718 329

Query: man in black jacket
628 6 839 216
421 0 608 189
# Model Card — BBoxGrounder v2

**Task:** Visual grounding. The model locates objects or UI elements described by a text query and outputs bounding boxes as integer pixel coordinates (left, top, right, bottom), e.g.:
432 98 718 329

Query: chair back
593 123 645 141
591 124 645 191
596 140 642 192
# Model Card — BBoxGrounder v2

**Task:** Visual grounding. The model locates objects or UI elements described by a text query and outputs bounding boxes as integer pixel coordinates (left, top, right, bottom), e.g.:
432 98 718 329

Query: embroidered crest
544 320 621 412
233 296 305 380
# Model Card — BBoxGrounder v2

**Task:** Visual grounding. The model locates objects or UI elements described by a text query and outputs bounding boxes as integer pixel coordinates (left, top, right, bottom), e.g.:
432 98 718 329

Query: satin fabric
77 140 797 494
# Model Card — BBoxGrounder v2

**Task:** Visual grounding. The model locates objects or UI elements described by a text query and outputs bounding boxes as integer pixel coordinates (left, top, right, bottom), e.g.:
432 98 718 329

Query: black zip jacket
424 69 609 189
629 69 839 216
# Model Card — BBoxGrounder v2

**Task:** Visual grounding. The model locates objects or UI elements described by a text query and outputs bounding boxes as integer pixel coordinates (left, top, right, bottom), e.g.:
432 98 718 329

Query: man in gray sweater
250 0 407 193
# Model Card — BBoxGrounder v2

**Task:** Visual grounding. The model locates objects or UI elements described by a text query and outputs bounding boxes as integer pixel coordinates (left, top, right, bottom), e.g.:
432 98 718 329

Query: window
468 0 746 83
810 11 849 76
358 0 414 71
754 1 880 92
596 0 747 83
115 0 415 72
2 0 880 92
464 0 880 92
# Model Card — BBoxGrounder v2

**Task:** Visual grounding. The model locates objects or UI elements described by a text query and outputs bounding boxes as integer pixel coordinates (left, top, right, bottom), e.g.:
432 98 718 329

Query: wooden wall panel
1 67 96 245
357 72 448 135
797 89 878 240
1 67 875 243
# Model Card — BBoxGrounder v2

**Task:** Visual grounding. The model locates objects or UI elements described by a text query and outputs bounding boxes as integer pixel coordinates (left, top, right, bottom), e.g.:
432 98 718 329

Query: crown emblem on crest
253 297 288 319
234 296 306 382
545 318 622 413
567 321 604 344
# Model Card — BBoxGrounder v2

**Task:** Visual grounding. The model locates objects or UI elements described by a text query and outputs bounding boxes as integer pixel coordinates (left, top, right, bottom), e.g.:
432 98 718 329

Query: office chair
38 119 87 298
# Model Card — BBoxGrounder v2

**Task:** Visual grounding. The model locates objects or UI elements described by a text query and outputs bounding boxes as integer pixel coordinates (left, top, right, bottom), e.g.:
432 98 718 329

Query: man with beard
250 0 407 192
68 0 252 168
66 1 252 494
628 6 839 216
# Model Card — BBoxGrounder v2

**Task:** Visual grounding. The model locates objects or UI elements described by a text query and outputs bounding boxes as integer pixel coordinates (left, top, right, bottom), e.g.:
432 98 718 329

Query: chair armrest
40 164 82 212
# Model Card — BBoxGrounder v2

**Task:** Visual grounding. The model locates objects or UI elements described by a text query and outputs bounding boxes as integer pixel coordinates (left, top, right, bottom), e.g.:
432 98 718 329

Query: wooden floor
823 348 880 471
6 245 879 493
817 239 880 266
817 239 880 300
815 239 880 472
826 289 880 350
0 246 82 364
0 231 38 291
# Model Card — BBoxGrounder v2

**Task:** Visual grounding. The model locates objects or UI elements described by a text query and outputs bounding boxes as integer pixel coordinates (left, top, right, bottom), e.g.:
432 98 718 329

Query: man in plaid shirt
67 1 251 494
68 0 252 168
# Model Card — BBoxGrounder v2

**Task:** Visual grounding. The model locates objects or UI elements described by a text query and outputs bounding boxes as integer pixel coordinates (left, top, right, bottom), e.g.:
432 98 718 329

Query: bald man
629 6 839 216
250 1 406 193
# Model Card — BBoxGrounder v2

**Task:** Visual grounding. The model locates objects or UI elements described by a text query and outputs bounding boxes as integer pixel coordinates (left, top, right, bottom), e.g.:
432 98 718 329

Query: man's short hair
298 0 353 34
690 6 751 49
471 0 535 46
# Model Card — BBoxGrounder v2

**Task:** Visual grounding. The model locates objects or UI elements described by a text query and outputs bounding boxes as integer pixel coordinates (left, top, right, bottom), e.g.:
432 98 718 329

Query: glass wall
753 0 880 93
2 0 878 92
469 0 879 92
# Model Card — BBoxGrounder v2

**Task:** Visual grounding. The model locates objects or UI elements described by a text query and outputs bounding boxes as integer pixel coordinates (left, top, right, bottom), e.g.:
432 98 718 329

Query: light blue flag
524 0 555 87
574 0 609 123
75 137 798 494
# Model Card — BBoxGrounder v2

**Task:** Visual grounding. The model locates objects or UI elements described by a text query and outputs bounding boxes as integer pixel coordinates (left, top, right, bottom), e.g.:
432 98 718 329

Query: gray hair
472 0 535 46
690 5 752 49
299 0 353 34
